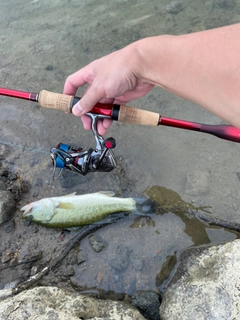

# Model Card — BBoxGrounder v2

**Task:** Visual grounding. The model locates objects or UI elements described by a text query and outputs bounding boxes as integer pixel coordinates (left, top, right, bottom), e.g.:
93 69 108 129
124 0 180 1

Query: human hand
63 42 154 135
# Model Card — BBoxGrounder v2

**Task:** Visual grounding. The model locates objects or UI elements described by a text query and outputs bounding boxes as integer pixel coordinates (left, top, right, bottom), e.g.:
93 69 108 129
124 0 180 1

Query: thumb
72 85 104 116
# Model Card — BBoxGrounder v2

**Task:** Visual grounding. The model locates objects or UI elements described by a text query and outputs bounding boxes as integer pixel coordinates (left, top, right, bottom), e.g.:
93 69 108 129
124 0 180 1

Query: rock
0 190 16 225
0 144 11 160
88 234 106 252
185 170 210 196
0 289 12 302
156 253 177 289
0 286 146 320
160 239 240 319
108 245 130 271
0 168 9 177
131 290 161 320
77 251 85 264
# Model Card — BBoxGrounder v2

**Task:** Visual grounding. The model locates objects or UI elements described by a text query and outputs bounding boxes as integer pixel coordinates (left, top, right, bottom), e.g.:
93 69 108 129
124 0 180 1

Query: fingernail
73 102 84 116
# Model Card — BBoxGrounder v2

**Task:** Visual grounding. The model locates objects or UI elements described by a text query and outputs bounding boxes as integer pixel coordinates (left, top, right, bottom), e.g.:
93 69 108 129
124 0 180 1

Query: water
1 0 240 297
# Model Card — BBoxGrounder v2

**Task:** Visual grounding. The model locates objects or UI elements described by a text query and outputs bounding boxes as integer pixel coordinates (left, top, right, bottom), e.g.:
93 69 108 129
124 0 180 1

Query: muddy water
1 0 240 297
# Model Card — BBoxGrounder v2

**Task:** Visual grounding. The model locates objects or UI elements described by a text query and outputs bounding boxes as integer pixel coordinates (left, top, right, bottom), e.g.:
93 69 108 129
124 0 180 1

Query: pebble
108 246 130 272
88 234 106 253
77 251 85 264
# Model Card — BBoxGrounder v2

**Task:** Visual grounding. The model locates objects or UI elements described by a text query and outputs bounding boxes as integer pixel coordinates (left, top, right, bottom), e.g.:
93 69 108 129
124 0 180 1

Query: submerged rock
108 245 130 272
160 239 240 319
0 286 146 320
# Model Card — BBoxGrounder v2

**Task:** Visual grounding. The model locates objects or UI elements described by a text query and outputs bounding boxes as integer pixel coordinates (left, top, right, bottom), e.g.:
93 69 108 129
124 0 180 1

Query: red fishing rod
1 87 240 143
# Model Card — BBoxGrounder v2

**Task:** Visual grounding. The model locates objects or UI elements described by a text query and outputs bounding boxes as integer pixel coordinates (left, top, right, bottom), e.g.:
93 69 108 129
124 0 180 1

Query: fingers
73 83 106 116
81 115 112 136
63 73 85 96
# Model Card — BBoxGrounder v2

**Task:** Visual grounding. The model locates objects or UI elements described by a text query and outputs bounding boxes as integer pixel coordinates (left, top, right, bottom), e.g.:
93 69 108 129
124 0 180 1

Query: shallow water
1 0 240 297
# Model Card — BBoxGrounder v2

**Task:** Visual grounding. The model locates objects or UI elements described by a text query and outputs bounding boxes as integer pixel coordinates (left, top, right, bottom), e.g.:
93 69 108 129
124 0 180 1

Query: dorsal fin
94 191 115 197
61 192 77 197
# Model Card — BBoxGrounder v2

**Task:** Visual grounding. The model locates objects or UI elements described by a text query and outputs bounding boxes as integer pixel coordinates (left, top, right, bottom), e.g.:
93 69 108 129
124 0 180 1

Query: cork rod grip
38 90 74 113
118 105 160 126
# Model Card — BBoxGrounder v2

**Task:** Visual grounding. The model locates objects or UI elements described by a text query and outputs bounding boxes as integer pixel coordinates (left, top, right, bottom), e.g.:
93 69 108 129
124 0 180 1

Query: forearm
135 24 240 127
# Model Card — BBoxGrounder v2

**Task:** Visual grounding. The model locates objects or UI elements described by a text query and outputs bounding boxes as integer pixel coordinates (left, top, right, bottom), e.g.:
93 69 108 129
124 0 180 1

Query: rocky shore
1 153 240 319
0 155 161 320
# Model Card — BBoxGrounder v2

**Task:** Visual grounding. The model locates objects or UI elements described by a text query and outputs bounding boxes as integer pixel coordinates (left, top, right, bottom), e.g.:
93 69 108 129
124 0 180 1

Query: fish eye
29 214 34 221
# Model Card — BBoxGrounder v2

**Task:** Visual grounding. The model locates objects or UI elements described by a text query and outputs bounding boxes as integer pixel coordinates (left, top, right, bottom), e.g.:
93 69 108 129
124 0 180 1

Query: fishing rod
1 87 240 177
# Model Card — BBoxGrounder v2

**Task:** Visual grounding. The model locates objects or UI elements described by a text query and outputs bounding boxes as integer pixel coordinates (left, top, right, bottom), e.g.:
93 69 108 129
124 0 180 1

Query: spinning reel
50 113 117 179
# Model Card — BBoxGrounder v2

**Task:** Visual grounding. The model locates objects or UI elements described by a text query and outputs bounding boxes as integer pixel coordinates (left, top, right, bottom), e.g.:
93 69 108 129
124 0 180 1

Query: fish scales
21 192 137 228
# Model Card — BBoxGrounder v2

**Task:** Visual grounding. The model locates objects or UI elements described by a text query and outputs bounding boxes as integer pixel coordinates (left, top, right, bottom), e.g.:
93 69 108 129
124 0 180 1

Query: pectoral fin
58 202 75 210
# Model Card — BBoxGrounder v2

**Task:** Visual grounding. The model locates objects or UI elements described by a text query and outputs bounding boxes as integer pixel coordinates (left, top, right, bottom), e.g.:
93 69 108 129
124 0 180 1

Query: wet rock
34 177 43 187
1 251 12 264
20 180 29 193
131 290 161 320
160 239 240 319
185 170 210 196
7 172 17 181
130 254 143 271
3 220 15 233
18 240 42 262
88 234 106 252
0 289 12 302
62 265 75 277
0 168 9 177
156 253 177 290
108 245 130 272
0 190 16 225
0 144 11 160
77 251 85 264
0 286 146 320
0 179 5 189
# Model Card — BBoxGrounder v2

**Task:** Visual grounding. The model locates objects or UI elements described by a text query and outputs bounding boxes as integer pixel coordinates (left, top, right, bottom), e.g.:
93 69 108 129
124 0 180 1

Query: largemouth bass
20 191 137 228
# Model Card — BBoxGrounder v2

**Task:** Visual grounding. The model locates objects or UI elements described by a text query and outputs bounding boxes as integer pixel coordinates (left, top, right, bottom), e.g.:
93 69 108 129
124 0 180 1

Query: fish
20 191 137 228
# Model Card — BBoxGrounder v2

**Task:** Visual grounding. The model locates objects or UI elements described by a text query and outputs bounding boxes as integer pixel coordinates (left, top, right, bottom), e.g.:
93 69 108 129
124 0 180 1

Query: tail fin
134 198 155 216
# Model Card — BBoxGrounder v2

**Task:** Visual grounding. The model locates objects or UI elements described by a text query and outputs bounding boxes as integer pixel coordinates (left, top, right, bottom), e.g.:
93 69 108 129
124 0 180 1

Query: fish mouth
20 204 33 216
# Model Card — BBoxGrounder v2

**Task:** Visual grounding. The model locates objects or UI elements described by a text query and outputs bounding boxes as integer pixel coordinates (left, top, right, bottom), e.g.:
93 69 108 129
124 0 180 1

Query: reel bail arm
50 113 117 179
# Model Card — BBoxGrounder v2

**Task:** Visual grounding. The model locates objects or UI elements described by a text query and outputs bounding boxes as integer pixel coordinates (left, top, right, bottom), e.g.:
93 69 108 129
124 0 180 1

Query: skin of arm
64 23 240 134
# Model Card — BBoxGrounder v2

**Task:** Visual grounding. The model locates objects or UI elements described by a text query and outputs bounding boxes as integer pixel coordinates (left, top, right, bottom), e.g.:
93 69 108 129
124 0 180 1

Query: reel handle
38 90 160 126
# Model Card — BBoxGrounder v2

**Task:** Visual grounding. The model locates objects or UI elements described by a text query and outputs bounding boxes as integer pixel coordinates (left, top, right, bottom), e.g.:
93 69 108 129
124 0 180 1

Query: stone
0 190 16 225
0 286 146 320
160 239 240 319
108 246 130 271
88 234 106 252
132 290 161 320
